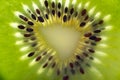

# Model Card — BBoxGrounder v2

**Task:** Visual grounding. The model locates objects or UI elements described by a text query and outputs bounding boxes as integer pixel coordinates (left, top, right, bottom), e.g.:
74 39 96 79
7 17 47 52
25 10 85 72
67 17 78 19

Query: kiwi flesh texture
0 0 120 80
14 0 105 79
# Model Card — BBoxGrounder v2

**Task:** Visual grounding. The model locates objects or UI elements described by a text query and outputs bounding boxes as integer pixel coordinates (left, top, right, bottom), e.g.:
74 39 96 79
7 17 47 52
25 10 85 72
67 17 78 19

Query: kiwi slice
0 0 120 80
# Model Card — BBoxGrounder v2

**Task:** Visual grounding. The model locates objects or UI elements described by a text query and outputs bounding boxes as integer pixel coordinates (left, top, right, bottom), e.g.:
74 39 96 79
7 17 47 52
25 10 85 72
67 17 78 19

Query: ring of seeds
14 0 107 80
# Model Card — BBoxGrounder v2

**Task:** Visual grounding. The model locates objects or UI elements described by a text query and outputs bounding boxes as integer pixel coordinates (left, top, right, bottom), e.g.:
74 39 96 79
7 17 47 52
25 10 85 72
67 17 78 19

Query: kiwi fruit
0 0 120 80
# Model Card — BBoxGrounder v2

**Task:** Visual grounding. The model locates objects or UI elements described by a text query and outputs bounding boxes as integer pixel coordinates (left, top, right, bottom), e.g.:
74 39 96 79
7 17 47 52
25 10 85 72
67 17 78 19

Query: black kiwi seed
95 37 101 42
81 9 87 16
84 32 92 37
36 9 40 14
76 55 83 61
38 16 44 22
28 52 35 57
48 56 53 61
63 15 67 22
52 9 55 15
67 15 71 21
89 36 97 40
42 52 47 55
70 8 74 15
43 63 48 68
52 2 55 8
98 20 104 24
79 67 84 74
76 55 81 60
84 15 89 20
16 0 106 80
63 75 69 80
57 11 61 18
69 63 74 68
24 33 31 37
44 0 48 8
19 15 28 21
88 49 95 53
83 53 89 57
89 56 94 60
27 21 34 26
52 62 56 68
18 25 25 29
94 30 101 33
36 56 41 61
27 9 31 13
64 7 68 13
31 42 37 47
31 14 36 20
74 12 78 17
45 14 49 19
26 28 33 32
80 22 86 27
58 3 61 9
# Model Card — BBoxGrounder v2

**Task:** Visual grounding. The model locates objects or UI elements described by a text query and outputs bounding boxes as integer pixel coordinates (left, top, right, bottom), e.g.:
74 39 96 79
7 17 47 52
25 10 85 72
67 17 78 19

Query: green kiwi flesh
0 0 120 80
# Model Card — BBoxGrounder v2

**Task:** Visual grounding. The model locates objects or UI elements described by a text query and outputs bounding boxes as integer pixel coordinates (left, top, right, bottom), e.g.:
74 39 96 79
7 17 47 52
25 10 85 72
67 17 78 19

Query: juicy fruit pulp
13 0 107 80
0 0 119 80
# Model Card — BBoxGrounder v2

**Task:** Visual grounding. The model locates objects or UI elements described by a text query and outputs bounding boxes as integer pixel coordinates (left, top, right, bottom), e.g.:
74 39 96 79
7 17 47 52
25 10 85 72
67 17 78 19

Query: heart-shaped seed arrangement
11 0 111 80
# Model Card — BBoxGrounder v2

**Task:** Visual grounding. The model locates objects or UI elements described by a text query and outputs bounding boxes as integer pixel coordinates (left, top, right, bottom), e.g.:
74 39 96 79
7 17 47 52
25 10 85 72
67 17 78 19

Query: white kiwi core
38 24 81 60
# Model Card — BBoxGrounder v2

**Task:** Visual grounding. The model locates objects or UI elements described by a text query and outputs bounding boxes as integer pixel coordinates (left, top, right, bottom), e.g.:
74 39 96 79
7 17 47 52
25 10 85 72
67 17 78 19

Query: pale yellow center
39 24 81 60
33 16 92 66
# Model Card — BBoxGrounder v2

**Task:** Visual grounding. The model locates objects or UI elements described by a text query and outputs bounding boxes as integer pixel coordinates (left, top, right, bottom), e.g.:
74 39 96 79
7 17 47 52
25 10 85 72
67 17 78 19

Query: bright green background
0 0 120 80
